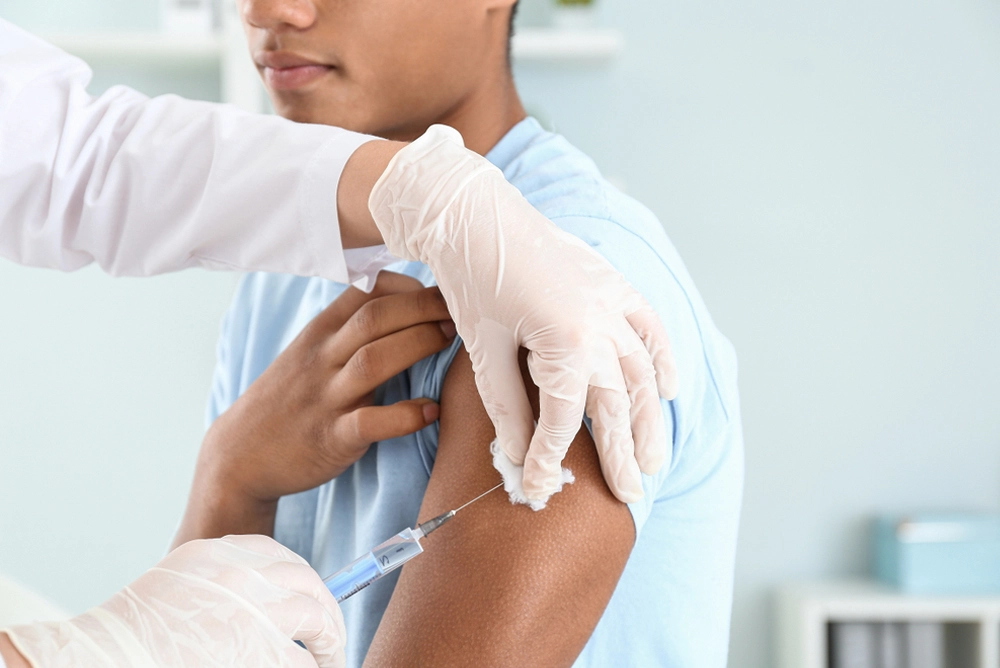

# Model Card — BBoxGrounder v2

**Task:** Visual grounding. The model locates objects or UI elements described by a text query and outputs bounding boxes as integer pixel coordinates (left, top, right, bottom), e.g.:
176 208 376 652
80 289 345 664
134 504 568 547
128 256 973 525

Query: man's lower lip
264 65 331 90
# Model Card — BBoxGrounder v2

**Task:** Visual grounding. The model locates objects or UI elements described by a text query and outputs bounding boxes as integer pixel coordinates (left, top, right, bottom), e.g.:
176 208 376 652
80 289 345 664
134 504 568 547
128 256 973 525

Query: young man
178 0 744 665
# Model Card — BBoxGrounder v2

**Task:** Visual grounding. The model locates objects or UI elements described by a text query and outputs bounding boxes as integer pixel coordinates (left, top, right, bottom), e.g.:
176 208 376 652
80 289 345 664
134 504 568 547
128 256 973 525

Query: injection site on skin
491 440 575 511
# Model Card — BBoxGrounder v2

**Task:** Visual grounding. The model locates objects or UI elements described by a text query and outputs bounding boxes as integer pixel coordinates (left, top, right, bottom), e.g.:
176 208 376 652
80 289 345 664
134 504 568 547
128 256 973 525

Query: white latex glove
3 536 346 668
370 125 678 505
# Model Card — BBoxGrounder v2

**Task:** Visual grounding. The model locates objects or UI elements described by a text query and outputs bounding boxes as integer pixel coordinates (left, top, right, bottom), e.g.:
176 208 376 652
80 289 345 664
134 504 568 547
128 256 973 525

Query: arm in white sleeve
0 19 390 285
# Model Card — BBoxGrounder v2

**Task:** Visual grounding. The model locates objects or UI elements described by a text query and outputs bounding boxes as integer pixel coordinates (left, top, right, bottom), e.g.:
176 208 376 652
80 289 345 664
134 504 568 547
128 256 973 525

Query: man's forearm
337 140 407 249
172 469 278 549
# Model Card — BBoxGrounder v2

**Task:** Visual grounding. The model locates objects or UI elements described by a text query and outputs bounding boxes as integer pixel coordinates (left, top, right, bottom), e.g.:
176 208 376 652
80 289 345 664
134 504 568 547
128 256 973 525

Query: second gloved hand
2 535 346 668
369 125 678 505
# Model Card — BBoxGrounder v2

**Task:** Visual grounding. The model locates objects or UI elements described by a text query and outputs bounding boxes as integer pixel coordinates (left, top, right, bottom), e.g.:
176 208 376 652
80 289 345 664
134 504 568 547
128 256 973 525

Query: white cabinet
777 581 1000 668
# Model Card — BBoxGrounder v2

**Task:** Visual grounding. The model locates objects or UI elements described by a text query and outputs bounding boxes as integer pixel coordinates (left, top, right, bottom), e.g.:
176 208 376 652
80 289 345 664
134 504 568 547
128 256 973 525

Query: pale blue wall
1 2 999 666
515 3 1000 666
0 0 234 624
1 0 157 31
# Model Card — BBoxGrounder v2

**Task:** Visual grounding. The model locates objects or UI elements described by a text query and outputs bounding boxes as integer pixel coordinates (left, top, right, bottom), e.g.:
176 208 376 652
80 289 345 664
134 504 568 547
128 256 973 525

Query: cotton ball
490 440 574 511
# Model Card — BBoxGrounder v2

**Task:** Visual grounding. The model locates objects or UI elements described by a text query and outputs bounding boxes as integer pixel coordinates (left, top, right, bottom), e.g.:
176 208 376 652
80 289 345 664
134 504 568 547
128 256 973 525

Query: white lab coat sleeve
0 19 394 286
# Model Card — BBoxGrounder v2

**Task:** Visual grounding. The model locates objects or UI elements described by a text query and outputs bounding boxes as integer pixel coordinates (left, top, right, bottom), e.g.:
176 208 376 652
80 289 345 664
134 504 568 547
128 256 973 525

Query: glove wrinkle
369 125 676 506
2 537 346 668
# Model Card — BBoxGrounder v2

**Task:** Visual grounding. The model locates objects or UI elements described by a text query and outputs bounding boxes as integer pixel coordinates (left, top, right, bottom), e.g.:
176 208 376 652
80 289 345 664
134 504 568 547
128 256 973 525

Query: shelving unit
514 28 623 60
777 580 1000 668
45 3 264 113
41 32 223 61
44 25 623 113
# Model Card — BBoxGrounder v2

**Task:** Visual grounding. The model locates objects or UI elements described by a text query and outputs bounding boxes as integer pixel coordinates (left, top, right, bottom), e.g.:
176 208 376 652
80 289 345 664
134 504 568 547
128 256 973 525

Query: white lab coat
0 19 391 287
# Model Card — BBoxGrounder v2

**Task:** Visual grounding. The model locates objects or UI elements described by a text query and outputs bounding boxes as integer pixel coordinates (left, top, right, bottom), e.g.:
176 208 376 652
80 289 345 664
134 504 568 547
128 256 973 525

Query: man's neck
433 70 527 157
379 11 527 156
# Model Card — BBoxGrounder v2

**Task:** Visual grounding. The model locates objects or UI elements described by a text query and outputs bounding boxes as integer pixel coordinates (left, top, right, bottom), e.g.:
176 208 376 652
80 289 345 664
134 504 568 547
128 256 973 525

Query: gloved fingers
254 561 347 668
619 347 668 476
625 300 679 400
39 537 346 668
347 399 439 445
161 536 308 582
280 593 347 668
467 338 534 466
586 383 644 504
254 593 346 668
522 384 587 500
162 538 317 603
256 559 344 619
280 642 330 668
216 534 311 566
328 287 452 367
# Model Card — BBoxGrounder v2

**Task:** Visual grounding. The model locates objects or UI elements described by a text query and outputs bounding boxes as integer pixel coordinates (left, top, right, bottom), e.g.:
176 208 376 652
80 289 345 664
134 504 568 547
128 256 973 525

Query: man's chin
270 100 324 125
269 99 370 133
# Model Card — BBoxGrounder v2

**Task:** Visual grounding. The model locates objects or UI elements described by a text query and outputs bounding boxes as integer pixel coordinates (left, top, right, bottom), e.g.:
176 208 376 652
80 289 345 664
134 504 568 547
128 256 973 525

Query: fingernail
439 320 457 339
422 402 440 423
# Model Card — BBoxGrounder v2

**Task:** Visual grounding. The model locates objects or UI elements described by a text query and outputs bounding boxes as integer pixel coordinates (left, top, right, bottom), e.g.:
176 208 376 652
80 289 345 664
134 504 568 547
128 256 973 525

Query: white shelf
44 21 265 113
44 32 224 62
512 28 623 60
777 580 1000 668
46 28 623 63
42 26 622 114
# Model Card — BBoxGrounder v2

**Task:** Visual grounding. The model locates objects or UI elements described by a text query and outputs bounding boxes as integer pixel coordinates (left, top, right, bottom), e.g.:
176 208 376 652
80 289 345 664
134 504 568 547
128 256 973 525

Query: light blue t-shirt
208 118 744 667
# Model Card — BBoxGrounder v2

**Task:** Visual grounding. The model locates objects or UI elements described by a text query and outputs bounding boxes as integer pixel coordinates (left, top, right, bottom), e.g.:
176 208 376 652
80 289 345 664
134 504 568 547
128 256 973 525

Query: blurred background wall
1 1 998 666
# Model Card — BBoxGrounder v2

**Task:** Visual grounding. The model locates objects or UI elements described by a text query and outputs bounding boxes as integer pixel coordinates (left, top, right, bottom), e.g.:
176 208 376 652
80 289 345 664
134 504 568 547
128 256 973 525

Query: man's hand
175 272 455 545
369 126 678 505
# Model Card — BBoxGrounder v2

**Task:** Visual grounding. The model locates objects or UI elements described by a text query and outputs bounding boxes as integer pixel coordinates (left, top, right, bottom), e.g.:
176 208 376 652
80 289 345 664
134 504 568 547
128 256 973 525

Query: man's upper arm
364 347 636 667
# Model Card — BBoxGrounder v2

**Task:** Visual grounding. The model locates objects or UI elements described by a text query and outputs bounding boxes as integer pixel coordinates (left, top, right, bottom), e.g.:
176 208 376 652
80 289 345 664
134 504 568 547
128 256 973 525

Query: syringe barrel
323 528 425 603
324 552 382 602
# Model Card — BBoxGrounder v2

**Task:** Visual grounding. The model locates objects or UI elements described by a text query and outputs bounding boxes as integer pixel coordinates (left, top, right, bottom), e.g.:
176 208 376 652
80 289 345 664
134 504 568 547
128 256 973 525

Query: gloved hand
3 535 346 668
369 125 678 505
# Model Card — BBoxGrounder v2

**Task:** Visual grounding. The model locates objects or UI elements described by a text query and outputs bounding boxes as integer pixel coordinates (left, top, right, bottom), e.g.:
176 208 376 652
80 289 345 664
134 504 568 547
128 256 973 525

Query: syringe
323 482 503 603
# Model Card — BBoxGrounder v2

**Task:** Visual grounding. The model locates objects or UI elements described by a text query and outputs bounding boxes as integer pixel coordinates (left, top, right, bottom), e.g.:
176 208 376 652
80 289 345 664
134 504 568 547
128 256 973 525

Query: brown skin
173 272 455 546
336 139 407 248
365 349 635 667
240 0 526 154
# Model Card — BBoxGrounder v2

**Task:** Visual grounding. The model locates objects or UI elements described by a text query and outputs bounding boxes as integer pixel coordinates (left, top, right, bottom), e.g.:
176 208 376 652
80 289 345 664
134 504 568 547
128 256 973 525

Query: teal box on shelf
874 513 1000 594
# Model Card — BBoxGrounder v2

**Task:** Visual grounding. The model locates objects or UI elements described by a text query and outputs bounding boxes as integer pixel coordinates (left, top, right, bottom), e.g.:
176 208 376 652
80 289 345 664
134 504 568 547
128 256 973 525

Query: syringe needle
415 482 504 538
454 482 504 514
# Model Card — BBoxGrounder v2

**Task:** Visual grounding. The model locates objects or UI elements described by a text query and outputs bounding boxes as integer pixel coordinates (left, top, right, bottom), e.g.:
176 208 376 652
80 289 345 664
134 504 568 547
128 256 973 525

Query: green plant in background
551 0 596 29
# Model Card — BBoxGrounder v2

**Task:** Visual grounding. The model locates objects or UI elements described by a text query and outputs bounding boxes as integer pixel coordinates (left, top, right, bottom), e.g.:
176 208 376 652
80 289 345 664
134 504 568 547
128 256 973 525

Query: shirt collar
484 117 545 173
